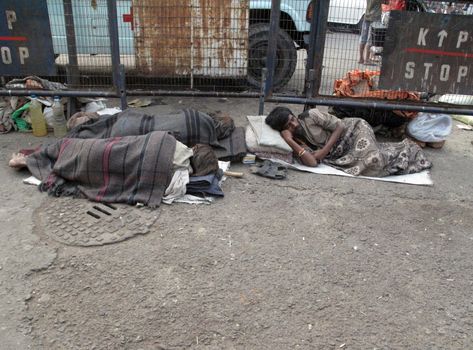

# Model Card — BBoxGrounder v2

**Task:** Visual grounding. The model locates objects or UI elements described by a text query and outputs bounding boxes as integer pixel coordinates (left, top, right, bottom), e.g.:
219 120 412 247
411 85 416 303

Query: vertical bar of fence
264 0 282 98
63 0 80 117
259 68 268 115
63 0 79 86
304 0 329 108
107 0 127 109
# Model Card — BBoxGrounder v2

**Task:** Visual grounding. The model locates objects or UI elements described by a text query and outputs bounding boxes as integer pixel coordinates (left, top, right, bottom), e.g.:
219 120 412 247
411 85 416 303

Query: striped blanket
68 108 221 147
67 108 246 160
26 131 176 207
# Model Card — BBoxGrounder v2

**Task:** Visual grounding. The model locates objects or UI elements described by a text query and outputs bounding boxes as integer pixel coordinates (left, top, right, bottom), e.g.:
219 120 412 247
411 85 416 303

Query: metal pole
126 91 261 98
107 0 127 110
267 95 473 116
304 0 330 110
63 0 80 87
304 0 320 96
118 64 127 109
0 90 118 98
312 0 329 97
264 0 282 97
259 68 268 115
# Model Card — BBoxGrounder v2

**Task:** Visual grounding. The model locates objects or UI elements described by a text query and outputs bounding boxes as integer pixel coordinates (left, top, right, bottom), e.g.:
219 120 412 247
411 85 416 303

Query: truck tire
247 23 297 91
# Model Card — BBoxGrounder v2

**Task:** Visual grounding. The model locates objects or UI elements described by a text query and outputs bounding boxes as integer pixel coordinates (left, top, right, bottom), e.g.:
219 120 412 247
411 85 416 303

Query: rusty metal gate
0 0 472 116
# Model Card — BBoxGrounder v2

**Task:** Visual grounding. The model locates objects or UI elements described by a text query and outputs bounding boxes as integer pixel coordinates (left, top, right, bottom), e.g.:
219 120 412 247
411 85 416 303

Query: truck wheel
247 23 297 91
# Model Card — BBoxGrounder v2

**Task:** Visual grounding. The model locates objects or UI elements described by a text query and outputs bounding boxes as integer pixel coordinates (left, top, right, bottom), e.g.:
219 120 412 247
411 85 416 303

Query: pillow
245 126 291 155
246 115 292 152
245 127 293 163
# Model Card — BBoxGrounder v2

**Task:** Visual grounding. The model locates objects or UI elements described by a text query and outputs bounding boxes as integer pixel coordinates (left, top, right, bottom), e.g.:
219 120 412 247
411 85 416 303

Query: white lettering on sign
437 30 447 47
457 66 468 82
19 47 29 64
0 47 30 65
457 31 469 48
423 63 433 79
405 62 415 78
5 10 16 30
417 28 470 49
417 28 429 46
1 47 12 64
440 64 451 81
404 61 470 83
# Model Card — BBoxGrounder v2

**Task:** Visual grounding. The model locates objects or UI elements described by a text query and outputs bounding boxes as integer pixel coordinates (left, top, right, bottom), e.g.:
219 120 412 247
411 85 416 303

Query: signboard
0 0 56 76
379 12 473 94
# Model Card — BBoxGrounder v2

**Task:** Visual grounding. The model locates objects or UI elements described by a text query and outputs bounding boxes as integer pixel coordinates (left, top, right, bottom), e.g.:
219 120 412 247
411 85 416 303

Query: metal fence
1 0 473 115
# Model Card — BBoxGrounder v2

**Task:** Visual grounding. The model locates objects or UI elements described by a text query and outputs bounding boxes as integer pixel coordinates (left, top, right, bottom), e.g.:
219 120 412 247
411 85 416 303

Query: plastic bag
407 113 452 142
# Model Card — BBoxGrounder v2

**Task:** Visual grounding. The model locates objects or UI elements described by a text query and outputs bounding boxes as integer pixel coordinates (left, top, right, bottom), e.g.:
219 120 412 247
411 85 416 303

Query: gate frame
0 0 472 117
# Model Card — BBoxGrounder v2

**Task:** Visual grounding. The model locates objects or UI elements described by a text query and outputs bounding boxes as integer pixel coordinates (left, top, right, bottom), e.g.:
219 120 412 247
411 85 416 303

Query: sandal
251 160 287 180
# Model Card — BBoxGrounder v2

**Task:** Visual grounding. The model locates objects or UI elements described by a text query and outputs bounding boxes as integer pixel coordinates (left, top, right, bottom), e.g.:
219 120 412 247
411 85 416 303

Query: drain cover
34 197 159 246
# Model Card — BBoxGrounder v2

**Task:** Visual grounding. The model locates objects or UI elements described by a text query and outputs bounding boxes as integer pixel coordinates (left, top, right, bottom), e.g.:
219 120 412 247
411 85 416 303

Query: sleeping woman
265 106 432 177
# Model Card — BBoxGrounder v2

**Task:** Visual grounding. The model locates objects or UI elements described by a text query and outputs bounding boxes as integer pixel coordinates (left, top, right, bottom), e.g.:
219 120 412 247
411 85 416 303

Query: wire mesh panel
46 0 121 89
2 0 471 113
251 0 312 94
125 0 249 91
316 0 473 108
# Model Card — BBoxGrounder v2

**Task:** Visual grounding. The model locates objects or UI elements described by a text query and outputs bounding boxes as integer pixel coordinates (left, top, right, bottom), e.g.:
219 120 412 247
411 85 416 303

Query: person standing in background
359 0 383 65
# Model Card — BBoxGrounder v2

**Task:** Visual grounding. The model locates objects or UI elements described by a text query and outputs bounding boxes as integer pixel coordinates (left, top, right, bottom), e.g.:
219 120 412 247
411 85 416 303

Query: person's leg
358 20 370 63
359 43 366 64
364 22 374 64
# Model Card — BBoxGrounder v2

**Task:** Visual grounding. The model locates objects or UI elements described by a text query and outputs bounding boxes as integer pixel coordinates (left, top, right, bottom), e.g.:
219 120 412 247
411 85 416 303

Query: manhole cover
34 197 159 246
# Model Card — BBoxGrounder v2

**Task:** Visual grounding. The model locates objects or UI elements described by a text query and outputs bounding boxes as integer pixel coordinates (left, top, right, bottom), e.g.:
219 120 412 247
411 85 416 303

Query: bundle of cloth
13 109 247 207
331 69 421 126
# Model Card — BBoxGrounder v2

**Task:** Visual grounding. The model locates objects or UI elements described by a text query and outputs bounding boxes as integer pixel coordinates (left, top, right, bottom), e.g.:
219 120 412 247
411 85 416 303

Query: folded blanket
186 172 224 197
26 131 176 207
214 126 247 161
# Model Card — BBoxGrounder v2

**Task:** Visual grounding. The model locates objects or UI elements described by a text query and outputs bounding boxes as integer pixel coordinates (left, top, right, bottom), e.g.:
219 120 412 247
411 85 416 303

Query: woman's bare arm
281 130 318 167
311 124 345 161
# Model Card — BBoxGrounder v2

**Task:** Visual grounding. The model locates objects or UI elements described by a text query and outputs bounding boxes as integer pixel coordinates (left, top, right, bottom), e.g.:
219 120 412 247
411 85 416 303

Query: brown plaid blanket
26 131 176 207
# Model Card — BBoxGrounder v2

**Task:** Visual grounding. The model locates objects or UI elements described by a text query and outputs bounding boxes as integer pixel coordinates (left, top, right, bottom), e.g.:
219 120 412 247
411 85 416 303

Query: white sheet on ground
268 159 433 186
23 176 41 186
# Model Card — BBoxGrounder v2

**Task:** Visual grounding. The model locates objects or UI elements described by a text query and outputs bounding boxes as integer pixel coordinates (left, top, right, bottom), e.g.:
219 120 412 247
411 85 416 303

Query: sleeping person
265 107 432 177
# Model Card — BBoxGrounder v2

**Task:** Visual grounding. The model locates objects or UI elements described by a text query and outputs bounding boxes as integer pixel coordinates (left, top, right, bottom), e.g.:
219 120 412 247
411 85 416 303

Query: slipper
251 160 287 180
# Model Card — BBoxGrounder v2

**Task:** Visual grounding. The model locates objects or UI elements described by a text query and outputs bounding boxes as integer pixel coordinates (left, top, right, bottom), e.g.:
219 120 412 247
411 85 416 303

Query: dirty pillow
247 115 292 153
245 127 293 163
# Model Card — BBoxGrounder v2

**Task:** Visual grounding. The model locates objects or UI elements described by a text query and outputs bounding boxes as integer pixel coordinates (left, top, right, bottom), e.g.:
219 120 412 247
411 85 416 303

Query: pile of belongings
0 76 67 133
0 96 59 134
331 69 453 148
332 69 420 121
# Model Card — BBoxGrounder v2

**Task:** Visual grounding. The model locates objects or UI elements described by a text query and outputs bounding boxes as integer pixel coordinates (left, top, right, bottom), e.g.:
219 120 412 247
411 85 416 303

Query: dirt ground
1 97 472 350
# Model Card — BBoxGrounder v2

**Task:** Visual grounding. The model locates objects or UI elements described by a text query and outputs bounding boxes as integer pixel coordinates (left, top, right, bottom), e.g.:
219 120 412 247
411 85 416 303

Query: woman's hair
265 107 293 131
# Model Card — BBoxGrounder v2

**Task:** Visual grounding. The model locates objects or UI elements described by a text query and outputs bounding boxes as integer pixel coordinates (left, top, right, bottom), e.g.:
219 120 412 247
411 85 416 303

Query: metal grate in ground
34 197 159 246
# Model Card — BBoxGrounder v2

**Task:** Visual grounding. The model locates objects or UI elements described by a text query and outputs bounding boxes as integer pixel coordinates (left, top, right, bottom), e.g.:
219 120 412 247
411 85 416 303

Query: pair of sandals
251 160 287 180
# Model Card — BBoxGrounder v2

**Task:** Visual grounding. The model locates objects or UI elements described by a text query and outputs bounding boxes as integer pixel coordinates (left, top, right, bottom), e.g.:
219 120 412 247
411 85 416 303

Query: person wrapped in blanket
8 109 242 207
265 107 432 177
